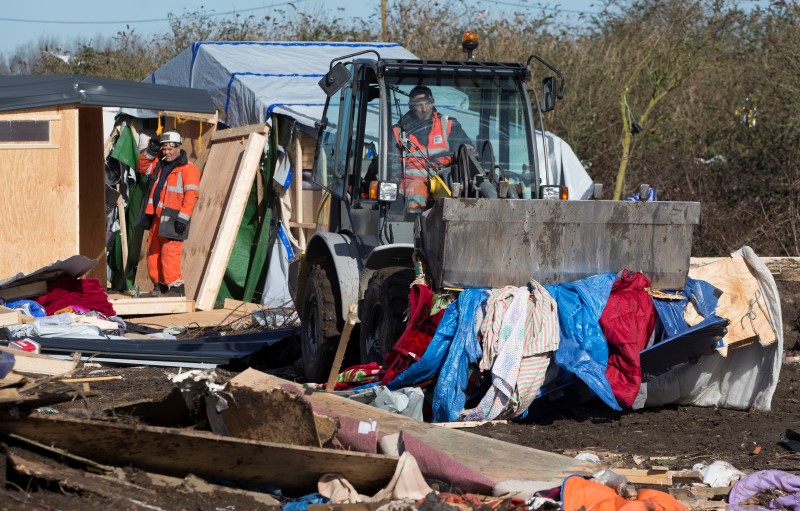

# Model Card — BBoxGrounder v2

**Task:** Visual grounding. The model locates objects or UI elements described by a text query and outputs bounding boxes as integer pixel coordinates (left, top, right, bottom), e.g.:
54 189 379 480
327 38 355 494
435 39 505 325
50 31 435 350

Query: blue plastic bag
545 273 621 410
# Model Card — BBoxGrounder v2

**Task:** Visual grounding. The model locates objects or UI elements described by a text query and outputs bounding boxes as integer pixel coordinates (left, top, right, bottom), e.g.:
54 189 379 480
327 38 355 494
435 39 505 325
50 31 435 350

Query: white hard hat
160 130 183 145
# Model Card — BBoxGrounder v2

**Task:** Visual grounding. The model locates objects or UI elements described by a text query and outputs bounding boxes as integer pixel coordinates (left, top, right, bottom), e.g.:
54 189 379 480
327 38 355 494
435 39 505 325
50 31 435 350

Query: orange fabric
147 217 185 286
137 152 200 220
563 476 687 511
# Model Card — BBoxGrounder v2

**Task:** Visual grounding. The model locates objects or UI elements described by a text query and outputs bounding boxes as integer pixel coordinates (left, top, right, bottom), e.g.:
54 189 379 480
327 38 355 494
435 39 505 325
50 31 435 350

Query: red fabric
599 270 656 408
379 284 444 386
37 277 116 317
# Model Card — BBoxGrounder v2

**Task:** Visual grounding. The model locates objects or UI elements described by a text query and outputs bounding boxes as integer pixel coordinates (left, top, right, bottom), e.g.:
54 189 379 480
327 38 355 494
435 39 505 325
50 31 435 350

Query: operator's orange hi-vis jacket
136 152 200 224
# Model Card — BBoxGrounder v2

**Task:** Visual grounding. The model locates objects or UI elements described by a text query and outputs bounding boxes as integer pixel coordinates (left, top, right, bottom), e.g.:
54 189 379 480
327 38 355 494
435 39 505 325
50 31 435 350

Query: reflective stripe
177 212 191 221
183 184 200 192
166 185 183 193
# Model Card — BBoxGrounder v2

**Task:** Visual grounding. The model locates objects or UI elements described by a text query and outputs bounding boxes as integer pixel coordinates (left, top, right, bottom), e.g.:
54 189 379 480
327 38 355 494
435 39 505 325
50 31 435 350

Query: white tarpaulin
146 41 418 128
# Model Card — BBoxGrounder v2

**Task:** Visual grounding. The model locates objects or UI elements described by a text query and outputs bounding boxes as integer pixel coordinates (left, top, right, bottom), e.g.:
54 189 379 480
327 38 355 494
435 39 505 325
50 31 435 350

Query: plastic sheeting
147 42 418 128
638 246 782 411
386 288 489 423
545 273 621 411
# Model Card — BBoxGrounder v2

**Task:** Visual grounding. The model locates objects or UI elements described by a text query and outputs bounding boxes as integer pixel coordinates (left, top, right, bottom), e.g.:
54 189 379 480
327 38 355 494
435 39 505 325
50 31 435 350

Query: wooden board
0 306 22 327
688 254 777 351
0 414 399 496
78 106 107 283
692 256 800 281
107 295 195 316
230 369 596 484
195 132 267 310
126 298 257 328
0 107 78 279
181 125 265 307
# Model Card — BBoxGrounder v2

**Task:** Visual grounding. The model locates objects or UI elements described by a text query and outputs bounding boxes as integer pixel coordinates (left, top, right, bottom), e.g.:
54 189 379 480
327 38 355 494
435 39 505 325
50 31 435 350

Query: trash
9 338 41 354
693 460 745 487
575 452 601 464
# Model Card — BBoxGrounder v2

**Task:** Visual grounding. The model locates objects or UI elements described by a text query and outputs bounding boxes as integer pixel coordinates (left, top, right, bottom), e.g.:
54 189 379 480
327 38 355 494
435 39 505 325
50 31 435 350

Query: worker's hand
146 136 160 157
174 218 187 235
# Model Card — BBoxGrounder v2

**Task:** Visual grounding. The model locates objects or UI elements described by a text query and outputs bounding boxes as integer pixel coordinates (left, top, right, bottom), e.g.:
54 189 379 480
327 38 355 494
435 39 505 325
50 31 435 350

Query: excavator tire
359 268 415 365
300 260 340 382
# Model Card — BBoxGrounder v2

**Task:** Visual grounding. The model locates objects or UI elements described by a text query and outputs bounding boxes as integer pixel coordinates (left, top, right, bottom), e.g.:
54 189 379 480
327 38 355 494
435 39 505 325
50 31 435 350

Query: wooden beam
107 295 195 316
0 414 399 496
210 123 268 143
326 303 358 392
195 132 267 310
229 369 597 484
160 110 219 124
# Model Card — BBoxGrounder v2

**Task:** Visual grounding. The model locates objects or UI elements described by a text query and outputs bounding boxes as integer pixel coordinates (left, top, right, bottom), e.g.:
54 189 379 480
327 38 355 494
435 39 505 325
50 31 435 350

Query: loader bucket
416 198 701 290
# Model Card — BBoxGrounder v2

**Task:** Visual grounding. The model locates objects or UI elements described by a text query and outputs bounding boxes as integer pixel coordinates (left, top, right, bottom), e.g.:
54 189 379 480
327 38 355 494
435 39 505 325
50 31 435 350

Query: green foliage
1 0 798 255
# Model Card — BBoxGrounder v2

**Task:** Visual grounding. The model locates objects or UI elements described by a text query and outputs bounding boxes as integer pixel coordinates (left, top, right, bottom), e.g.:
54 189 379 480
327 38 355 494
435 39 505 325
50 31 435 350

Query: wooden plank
126 308 246 329
160 110 219 123
211 123 267 143
433 420 508 428
107 296 195 316
229 369 596 484
9 353 76 376
688 254 777 352
326 303 359 392
0 306 22 327
612 468 672 485
0 281 48 301
0 414 399 496
182 136 245 302
146 472 280 506
195 132 267 310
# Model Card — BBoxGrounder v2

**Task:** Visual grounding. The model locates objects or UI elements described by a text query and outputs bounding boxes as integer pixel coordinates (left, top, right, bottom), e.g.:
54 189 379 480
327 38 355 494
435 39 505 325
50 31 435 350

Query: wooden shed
0 75 216 283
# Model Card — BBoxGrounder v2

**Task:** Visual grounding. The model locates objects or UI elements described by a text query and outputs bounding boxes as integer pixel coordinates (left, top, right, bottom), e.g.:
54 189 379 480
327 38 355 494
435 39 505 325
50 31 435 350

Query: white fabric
637 246 782 411
147 41 418 128
260 223 296 308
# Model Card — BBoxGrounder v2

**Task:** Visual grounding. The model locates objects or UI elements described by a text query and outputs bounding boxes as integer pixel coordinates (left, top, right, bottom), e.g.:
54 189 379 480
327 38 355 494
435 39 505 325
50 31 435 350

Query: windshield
382 73 536 216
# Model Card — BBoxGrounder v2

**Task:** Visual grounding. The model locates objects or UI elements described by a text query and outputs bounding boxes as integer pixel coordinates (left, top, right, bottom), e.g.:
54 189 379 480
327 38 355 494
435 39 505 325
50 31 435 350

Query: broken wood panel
0 107 78 279
182 126 264 304
107 295 195 316
688 254 777 350
0 415 398 496
229 369 596 484
7 448 154 501
196 132 267 310
691 256 800 281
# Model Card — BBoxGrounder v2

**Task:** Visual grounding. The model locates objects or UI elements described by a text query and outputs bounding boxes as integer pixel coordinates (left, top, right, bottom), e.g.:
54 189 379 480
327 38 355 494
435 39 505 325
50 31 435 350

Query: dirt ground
1 280 799 510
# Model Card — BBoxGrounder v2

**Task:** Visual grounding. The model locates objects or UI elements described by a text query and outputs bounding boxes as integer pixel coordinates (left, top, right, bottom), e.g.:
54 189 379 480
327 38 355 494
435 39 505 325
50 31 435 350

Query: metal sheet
417 198 701 290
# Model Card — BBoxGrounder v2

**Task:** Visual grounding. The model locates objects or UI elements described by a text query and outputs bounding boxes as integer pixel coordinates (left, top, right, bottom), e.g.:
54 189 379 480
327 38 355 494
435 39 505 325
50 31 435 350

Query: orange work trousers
147 217 184 287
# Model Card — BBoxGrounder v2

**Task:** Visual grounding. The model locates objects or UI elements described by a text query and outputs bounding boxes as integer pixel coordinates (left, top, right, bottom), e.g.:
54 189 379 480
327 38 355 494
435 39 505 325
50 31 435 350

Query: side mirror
541 76 557 113
318 62 351 97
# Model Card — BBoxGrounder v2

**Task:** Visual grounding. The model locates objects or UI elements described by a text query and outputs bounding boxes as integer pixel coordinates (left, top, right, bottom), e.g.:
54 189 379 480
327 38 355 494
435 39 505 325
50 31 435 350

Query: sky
0 0 609 56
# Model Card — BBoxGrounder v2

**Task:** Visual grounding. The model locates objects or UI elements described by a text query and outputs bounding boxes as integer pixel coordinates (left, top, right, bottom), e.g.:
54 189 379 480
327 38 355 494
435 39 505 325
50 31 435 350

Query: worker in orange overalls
135 130 200 297
392 86 471 212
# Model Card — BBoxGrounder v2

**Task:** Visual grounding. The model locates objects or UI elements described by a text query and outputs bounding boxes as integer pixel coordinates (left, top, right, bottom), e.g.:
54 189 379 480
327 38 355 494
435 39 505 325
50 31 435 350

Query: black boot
145 283 168 297
163 284 185 297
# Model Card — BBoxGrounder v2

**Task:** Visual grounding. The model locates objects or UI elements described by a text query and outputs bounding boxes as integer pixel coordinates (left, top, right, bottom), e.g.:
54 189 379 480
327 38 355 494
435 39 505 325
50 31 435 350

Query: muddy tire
300 261 339 382
359 268 415 364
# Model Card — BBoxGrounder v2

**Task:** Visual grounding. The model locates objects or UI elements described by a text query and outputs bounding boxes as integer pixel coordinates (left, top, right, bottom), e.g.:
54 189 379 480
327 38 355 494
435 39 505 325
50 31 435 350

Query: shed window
0 120 50 143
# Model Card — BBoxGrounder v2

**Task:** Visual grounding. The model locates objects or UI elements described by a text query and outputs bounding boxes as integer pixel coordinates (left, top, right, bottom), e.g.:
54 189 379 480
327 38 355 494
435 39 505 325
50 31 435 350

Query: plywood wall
0 107 79 280
78 107 107 283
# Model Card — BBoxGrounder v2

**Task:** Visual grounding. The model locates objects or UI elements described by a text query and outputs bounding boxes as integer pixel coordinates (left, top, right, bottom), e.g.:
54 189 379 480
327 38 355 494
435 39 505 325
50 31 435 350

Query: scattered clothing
600 270 656 408
729 469 800 510
36 276 116 317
